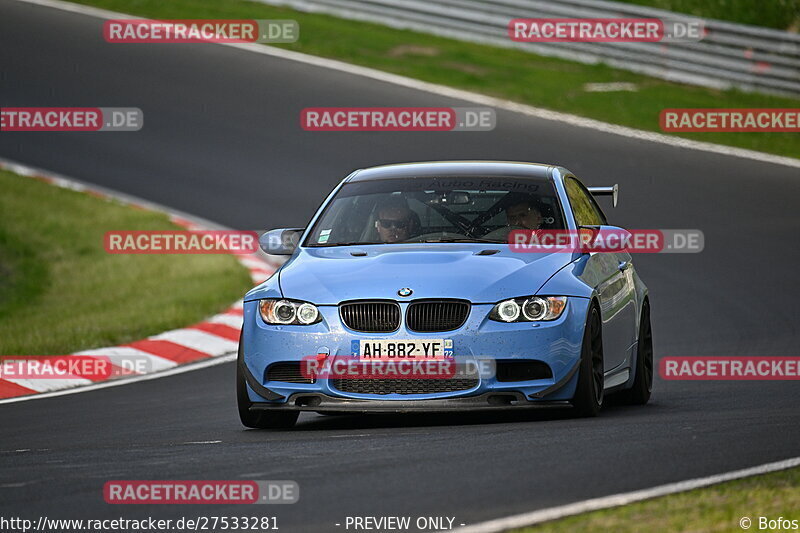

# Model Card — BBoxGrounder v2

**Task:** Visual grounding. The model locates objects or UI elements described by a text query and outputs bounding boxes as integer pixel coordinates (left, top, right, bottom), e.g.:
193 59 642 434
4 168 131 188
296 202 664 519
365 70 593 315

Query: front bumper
250 392 572 413
241 297 590 407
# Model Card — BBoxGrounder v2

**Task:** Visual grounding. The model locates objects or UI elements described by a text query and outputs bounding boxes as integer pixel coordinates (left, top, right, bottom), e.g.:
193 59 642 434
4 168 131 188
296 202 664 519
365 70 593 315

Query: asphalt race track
1 1 799 530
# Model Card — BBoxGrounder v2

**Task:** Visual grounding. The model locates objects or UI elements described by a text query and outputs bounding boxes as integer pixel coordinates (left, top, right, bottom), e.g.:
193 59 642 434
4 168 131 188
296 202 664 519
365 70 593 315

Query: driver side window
565 177 606 227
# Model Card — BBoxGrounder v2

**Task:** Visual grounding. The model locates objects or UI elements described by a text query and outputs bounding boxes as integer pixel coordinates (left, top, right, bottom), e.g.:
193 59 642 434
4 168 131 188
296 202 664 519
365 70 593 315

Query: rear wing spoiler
587 184 618 208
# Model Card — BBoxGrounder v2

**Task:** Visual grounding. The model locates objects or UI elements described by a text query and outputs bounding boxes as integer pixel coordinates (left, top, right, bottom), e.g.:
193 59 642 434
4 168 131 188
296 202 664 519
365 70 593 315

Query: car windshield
305 176 565 246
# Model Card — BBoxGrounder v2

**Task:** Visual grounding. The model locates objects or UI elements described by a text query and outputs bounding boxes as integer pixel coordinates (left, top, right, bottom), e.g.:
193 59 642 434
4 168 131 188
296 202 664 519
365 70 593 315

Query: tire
571 305 604 417
236 337 299 429
618 300 653 405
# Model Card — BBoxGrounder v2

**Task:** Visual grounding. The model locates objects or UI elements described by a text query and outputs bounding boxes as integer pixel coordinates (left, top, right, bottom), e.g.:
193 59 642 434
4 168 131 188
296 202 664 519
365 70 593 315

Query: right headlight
259 299 321 325
489 296 567 322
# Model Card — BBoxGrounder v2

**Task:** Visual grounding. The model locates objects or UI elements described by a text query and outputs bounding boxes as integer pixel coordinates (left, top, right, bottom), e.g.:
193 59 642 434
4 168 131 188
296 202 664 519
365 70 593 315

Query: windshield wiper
310 241 384 247
418 238 506 244
312 238 506 247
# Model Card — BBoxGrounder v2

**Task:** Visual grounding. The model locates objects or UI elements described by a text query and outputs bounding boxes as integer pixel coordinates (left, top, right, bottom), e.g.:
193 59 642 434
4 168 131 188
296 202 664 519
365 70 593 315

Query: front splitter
250 392 571 413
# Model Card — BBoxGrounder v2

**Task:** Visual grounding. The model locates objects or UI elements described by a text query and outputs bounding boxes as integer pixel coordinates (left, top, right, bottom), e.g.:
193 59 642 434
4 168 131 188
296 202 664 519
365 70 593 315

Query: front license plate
353 339 453 360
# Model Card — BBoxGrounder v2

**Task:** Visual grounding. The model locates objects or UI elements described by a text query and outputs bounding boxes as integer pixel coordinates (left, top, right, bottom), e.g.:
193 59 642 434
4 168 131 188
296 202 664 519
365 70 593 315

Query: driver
375 204 416 243
505 198 544 230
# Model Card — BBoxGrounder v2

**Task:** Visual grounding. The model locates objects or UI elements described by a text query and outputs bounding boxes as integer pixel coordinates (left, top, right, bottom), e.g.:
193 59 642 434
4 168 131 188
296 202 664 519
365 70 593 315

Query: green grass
0 170 253 355
70 0 800 158
515 467 800 533
616 0 800 31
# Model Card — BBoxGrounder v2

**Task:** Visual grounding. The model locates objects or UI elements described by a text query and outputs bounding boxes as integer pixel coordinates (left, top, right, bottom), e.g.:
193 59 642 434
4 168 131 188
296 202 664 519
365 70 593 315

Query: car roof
346 161 555 182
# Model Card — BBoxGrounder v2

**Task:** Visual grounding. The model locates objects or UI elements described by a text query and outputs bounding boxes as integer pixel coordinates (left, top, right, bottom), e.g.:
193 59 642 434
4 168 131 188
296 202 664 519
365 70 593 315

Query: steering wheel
481 225 527 242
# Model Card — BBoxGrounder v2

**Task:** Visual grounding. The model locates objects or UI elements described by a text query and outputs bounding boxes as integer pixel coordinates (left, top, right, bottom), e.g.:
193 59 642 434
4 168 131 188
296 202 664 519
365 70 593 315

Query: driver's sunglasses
378 218 410 229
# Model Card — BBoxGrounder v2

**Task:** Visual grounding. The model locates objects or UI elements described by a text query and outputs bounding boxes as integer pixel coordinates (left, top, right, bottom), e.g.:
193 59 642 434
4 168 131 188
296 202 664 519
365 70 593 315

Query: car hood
272 244 574 304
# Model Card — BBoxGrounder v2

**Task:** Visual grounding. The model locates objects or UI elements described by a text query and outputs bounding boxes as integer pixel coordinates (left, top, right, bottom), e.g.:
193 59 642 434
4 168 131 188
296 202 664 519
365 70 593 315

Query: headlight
489 296 567 322
496 299 520 322
259 299 321 325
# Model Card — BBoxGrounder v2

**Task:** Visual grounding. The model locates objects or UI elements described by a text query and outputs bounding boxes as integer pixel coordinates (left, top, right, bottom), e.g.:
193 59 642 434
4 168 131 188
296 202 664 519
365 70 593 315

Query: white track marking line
0 359 93 390
0 375 93 393
207 314 245 329
150 329 238 356
73 347 179 372
450 456 800 532
9 0 800 169
0 354 236 405
239 257 270 270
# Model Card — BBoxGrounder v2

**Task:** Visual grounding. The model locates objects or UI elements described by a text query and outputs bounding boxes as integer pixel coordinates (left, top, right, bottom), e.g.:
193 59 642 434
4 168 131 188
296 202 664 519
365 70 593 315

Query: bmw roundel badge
398 287 413 297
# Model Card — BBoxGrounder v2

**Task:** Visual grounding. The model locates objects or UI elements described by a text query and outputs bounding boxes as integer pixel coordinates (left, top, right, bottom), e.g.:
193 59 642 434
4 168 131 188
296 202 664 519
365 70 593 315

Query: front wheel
237 339 298 429
571 305 604 417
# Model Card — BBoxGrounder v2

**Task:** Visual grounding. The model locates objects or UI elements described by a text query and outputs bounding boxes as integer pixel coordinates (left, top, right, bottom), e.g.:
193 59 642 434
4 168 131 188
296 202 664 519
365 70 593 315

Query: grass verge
70 0 800 158
514 466 800 533
0 169 253 355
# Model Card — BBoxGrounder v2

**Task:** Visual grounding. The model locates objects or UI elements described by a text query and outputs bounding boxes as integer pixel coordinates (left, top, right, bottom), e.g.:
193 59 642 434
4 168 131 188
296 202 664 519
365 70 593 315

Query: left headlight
259 299 321 325
489 296 567 322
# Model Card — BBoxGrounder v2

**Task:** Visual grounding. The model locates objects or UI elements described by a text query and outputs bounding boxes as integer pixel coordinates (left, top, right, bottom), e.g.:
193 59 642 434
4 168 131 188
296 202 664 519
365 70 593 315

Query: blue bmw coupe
237 161 652 428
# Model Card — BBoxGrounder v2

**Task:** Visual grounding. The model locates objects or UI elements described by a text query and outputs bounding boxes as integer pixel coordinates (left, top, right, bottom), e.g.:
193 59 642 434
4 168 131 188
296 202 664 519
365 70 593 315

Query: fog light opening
487 394 516 406
295 396 321 407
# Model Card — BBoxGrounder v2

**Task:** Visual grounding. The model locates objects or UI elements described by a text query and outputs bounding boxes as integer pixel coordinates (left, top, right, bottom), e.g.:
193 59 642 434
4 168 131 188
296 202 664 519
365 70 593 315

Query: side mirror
259 228 304 255
578 225 632 253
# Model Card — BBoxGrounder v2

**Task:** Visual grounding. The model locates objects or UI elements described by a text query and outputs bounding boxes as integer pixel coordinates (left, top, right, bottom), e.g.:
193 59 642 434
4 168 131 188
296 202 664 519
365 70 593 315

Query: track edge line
449 455 800 532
